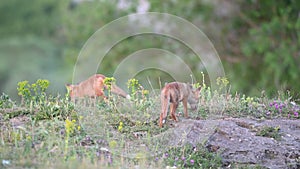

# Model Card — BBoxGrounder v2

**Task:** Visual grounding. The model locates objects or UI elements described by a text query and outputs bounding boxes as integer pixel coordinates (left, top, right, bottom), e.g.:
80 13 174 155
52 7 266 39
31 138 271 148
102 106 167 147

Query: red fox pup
159 82 201 127
66 74 130 101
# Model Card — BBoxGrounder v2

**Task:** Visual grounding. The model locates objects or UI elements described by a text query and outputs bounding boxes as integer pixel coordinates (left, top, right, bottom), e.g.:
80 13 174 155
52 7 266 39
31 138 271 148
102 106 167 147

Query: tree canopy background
0 0 299 100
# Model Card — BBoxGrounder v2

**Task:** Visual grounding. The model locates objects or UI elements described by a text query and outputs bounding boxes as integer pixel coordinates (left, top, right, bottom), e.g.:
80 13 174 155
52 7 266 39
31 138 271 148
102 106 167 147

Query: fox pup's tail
111 84 130 99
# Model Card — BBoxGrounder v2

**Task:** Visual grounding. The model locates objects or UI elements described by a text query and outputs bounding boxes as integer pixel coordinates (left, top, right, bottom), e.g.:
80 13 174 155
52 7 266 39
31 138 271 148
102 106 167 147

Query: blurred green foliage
0 0 299 100
231 0 300 96
0 0 61 37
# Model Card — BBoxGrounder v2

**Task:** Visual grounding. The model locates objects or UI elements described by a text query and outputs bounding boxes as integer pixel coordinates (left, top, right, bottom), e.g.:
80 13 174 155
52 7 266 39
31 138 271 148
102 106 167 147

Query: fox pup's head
188 84 201 110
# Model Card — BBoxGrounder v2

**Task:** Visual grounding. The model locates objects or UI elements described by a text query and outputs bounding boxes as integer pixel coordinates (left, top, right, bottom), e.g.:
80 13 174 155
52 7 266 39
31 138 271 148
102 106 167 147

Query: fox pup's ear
65 84 72 91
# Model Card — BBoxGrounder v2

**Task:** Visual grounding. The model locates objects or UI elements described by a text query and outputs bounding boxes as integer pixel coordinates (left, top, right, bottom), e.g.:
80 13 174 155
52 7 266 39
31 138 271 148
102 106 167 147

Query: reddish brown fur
159 82 201 128
66 74 128 102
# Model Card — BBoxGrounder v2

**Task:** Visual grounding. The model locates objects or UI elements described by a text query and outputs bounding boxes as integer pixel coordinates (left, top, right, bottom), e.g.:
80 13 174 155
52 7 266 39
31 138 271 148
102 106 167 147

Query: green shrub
0 93 15 109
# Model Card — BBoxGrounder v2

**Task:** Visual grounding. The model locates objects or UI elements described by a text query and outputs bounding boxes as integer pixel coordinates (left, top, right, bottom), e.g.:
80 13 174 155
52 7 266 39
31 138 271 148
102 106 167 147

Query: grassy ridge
0 78 299 168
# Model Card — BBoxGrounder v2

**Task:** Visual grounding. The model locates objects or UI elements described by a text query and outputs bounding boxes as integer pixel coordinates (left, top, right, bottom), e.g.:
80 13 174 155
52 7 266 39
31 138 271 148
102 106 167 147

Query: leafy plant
127 78 140 101
16 79 76 120
127 78 151 111
64 118 82 159
0 93 15 109
17 79 49 106
103 77 116 96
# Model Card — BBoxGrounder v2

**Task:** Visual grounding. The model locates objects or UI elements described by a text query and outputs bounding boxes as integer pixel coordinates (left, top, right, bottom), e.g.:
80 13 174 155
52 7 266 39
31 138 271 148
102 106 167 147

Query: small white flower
2 160 10 165
100 147 109 152
166 166 177 169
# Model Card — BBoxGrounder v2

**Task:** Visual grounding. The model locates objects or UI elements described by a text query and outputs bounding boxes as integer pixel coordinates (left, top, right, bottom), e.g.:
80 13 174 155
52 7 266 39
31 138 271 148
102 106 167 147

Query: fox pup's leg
170 102 178 122
159 108 168 127
159 95 170 127
159 113 164 127
159 105 169 127
182 98 188 118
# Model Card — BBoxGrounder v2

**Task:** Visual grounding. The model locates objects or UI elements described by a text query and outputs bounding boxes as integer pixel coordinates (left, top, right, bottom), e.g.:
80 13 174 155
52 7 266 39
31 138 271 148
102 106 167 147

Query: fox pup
66 74 130 102
159 82 201 127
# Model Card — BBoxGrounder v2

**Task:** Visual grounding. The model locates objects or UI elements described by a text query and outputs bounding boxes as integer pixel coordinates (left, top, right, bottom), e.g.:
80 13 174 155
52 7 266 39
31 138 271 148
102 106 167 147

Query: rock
203 118 300 168
166 118 299 168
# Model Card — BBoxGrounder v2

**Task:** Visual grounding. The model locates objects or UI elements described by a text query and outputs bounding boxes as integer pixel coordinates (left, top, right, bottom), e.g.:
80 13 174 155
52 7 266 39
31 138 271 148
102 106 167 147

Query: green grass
256 126 282 141
0 78 299 168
